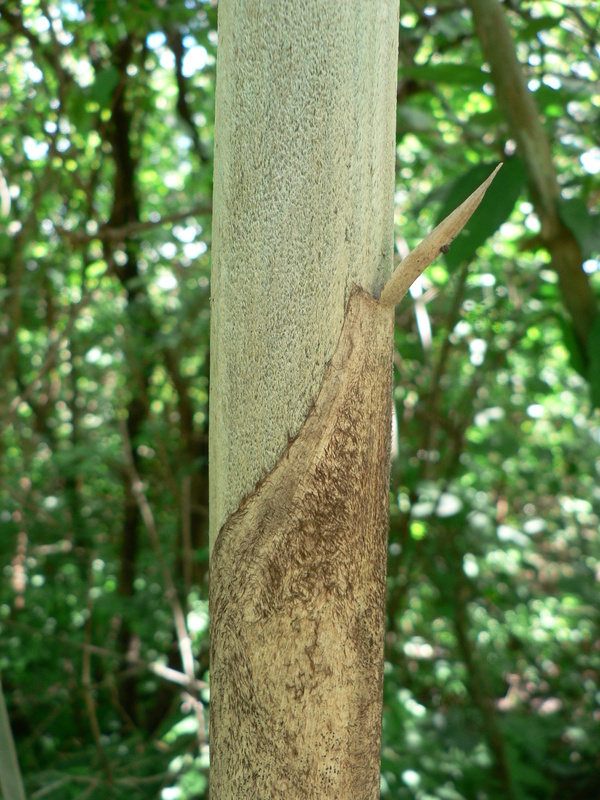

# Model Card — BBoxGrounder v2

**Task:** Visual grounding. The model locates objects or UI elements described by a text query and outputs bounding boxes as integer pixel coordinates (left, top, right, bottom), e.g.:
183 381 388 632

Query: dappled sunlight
1 0 600 798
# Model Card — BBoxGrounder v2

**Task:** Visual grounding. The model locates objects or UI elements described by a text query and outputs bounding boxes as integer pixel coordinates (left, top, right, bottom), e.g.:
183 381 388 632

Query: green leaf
587 317 600 409
558 198 600 259
88 65 120 108
516 15 563 40
403 64 488 89
91 0 108 25
435 158 526 269
557 315 587 378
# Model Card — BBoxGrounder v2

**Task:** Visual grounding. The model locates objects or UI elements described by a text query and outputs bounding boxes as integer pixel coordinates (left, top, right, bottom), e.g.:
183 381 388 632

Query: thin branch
119 419 195 681
57 204 212 243
3 618 207 691
118 419 208 742
0 672 27 800
82 594 113 784
380 164 502 309
168 29 210 163
0 3 75 90
0 169 10 217
4 286 92 426
421 261 470 478
182 474 193 596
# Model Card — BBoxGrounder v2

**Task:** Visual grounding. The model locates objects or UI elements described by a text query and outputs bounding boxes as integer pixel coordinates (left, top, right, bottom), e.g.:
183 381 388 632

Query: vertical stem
0 673 27 800
453 580 517 800
468 0 597 354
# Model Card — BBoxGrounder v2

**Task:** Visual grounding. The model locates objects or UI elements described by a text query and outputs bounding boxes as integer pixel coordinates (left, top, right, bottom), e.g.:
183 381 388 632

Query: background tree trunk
467 0 598 359
209 1 399 796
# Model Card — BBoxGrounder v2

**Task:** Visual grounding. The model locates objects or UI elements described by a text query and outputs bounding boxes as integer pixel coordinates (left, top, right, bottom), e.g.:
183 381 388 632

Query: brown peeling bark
209 288 394 799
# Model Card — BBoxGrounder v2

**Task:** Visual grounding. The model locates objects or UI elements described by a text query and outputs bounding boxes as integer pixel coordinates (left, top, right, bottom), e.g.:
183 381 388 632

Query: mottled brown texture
209 288 393 799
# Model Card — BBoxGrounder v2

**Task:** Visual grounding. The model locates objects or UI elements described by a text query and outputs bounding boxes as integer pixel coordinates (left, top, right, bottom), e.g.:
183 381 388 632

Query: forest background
1 1 600 799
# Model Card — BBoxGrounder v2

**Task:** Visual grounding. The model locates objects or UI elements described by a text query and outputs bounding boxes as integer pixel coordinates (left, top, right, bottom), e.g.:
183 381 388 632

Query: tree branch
468 0 598 357
56 204 212 243
119 419 208 744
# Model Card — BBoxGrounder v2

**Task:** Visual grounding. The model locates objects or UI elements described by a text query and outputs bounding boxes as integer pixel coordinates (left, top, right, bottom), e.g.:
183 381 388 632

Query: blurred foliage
1 1 599 799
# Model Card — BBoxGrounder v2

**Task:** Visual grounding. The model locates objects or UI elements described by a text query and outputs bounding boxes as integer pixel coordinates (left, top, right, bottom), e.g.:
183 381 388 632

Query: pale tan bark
209 0 400 550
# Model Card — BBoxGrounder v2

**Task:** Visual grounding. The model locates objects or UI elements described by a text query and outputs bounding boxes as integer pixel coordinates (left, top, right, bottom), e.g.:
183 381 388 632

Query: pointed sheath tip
379 162 503 310
485 161 503 184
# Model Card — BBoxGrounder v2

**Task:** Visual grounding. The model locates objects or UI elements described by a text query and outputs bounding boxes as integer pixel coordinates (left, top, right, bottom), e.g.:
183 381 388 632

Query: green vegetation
1 1 599 798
